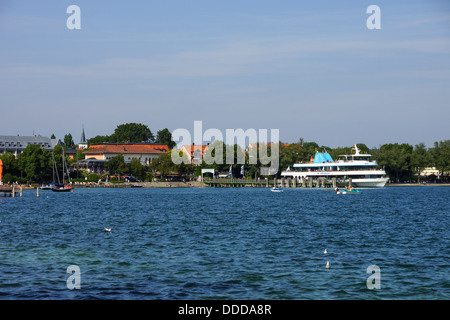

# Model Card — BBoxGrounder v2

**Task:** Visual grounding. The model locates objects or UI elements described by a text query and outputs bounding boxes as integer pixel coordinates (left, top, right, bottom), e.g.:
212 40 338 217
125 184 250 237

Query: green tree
106 154 126 175
279 142 302 170
203 140 227 172
225 144 245 172
75 149 85 161
245 164 259 180
63 133 74 148
177 161 194 178
0 152 20 177
155 128 176 149
374 143 413 182
354 143 370 154
130 158 146 180
18 144 52 183
52 144 64 169
329 143 371 161
88 135 111 146
110 123 154 143
149 150 176 178
410 143 432 182
87 173 99 182
298 141 320 162
431 140 450 179
277 139 325 169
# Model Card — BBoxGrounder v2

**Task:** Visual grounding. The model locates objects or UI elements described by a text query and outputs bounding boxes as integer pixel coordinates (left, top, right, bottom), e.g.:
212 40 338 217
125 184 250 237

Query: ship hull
350 178 389 188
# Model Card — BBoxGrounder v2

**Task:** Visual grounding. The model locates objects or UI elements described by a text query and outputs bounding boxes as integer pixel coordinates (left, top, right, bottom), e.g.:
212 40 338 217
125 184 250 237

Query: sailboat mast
52 151 60 184
62 147 71 184
52 151 55 183
62 148 66 184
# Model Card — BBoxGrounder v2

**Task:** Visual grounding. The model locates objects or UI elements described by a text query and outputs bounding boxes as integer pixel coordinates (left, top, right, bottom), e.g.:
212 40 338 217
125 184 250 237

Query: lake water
0 186 448 299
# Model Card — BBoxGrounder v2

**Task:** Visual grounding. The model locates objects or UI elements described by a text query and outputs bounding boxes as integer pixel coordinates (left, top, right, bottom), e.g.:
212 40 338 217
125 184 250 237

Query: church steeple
80 126 86 143
79 125 88 150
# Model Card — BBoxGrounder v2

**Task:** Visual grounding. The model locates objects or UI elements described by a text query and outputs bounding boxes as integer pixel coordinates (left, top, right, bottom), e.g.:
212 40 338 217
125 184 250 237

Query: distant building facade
180 144 209 165
83 143 169 165
0 135 60 158
75 143 169 174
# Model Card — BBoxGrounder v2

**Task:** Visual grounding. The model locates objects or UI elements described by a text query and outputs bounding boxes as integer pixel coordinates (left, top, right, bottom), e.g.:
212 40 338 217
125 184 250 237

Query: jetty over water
0 185 42 197
204 177 349 188
0 185 13 196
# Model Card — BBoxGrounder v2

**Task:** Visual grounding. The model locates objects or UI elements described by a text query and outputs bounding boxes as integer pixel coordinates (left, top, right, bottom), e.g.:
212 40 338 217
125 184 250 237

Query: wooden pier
204 177 349 188
0 185 13 197
0 185 41 197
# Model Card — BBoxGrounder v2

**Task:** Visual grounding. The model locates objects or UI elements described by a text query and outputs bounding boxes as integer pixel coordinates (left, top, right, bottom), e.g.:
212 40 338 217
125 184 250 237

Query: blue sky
0 0 449 148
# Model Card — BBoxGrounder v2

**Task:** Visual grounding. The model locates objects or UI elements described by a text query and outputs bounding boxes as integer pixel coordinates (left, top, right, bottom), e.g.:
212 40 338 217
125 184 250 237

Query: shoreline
4 182 449 189
77 182 450 188
62 182 450 188
75 181 208 188
386 183 450 187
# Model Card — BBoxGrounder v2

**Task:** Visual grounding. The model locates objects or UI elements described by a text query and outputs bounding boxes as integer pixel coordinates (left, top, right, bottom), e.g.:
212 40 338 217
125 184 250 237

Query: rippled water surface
0 186 448 299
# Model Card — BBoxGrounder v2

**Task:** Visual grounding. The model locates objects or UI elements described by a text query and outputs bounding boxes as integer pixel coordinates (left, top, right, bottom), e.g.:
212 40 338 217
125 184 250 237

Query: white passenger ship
281 145 389 188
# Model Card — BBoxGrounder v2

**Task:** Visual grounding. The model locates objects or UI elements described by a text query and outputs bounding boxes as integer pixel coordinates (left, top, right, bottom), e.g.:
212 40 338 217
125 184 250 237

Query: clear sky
1 0 449 148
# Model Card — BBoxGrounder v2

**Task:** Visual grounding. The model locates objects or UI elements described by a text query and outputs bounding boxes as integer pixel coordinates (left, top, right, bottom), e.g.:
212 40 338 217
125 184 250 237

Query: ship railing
290 168 385 173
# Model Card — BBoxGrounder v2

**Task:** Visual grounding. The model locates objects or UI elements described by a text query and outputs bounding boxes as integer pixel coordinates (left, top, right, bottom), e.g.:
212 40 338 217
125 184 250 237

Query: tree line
86 123 176 149
190 139 449 183
278 140 450 183
1 122 448 183
82 137 450 183
0 144 71 184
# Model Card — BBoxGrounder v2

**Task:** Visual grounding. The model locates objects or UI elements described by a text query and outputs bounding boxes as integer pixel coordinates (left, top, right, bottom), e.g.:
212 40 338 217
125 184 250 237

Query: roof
65 148 78 154
181 145 209 156
84 143 169 155
0 135 59 150
314 152 334 163
80 127 87 144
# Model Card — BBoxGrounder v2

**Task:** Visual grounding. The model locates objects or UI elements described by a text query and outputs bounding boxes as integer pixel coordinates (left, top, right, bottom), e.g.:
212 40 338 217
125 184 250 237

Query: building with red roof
180 144 209 165
83 143 169 165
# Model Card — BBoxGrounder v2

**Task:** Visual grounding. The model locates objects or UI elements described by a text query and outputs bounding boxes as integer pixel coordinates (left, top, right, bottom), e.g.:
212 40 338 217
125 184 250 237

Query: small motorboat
336 188 361 194
270 187 284 193
40 184 54 190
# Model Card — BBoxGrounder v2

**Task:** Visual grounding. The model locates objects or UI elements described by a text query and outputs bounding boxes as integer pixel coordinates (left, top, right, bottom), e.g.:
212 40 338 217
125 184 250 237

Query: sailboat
270 186 284 192
51 147 74 192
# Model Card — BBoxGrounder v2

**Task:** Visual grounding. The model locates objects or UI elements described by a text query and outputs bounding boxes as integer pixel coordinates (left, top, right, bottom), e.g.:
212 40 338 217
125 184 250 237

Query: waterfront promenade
71 177 342 188
2 181 449 190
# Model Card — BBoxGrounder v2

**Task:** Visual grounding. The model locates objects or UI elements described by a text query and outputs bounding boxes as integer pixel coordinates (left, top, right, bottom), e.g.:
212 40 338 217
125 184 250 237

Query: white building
0 135 60 158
